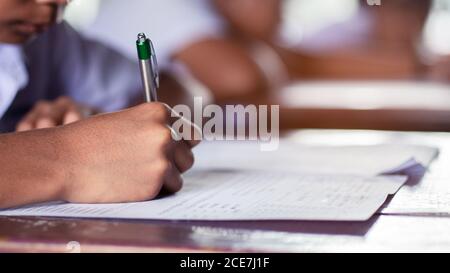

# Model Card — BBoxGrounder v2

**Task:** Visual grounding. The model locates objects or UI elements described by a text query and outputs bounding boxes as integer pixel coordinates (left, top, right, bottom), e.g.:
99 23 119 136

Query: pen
136 33 159 102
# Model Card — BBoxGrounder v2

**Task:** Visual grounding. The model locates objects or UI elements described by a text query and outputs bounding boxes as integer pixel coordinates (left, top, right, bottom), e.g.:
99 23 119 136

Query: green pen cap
136 33 151 60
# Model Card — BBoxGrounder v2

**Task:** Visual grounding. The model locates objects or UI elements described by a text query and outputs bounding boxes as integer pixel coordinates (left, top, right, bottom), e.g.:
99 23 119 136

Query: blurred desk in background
279 81 450 131
1 130 450 253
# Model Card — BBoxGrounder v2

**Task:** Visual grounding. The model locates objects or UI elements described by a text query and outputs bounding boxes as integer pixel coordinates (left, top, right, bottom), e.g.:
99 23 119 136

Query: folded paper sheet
193 141 439 176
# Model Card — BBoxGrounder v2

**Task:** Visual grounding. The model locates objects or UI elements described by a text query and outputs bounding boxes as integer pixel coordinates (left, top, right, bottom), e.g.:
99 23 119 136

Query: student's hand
57 103 200 204
16 97 92 132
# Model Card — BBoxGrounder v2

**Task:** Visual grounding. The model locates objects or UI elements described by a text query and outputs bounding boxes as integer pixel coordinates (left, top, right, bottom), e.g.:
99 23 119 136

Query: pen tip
137 33 147 42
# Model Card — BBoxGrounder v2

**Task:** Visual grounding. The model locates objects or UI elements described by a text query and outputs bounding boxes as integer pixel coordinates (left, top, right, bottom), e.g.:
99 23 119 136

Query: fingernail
36 118 55 129
63 111 82 124
16 123 31 132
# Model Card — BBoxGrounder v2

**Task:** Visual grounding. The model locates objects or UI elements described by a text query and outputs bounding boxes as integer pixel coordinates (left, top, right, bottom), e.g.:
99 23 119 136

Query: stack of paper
0 141 439 222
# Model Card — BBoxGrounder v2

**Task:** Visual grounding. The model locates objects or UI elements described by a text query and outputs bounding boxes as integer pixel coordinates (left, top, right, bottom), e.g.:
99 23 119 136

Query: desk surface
1 130 450 253
279 81 450 131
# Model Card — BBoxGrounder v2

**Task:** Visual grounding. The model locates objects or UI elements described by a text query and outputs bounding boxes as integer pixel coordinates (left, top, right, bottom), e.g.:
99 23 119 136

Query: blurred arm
213 0 282 42
174 38 268 103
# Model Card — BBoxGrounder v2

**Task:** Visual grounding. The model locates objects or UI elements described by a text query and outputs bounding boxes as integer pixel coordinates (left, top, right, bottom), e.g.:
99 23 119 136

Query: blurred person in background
280 0 436 80
81 0 288 105
0 0 141 133
81 0 448 107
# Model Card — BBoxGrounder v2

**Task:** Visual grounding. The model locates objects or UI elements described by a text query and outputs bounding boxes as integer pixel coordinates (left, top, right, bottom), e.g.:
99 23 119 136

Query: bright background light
64 0 101 29
65 0 450 55
424 0 450 55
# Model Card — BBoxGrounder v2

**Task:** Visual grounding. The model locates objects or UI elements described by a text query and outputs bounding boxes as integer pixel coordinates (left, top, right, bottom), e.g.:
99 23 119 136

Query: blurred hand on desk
16 97 91 132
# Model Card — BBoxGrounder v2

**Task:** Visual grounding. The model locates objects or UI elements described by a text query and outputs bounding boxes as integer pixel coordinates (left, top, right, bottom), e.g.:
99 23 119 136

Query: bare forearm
0 130 66 209
174 39 269 103
213 0 281 41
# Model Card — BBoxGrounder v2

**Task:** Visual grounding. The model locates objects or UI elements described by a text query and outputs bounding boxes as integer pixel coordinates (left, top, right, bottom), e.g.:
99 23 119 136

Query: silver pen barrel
139 59 157 102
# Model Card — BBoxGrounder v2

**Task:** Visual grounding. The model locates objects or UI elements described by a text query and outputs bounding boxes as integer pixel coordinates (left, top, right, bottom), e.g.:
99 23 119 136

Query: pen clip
149 40 160 89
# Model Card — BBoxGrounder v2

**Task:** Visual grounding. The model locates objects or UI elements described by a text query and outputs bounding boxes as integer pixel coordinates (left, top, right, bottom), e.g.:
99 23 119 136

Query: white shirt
280 8 374 52
81 0 225 69
0 45 28 118
0 22 141 133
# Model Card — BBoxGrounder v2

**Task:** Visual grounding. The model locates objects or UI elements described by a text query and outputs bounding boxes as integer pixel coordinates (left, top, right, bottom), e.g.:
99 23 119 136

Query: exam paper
0 171 407 221
193 141 439 177
381 178 450 215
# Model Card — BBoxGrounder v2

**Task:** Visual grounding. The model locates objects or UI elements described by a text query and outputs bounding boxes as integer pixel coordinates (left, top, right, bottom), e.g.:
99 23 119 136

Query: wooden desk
1 130 450 253
278 81 450 131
